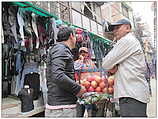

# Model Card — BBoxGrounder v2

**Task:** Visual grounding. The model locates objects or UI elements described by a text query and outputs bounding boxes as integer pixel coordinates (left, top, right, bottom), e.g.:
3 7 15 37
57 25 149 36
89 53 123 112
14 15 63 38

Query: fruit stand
75 68 117 117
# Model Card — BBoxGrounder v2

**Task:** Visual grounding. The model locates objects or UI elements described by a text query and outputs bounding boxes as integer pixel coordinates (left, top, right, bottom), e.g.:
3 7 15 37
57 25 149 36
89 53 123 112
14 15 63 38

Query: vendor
74 47 96 70
74 47 97 117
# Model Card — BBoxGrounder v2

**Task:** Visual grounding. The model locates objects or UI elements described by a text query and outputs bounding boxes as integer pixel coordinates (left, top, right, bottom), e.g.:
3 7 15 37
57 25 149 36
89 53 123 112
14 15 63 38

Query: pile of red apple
106 76 114 94
80 75 114 94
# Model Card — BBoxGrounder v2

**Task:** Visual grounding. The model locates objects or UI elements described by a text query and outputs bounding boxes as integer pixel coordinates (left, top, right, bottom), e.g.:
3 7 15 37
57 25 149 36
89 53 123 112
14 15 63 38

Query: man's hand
79 55 84 60
108 65 118 76
76 86 86 97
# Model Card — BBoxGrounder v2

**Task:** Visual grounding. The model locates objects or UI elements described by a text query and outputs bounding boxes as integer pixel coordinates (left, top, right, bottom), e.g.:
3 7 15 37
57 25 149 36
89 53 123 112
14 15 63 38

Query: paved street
147 78 157 117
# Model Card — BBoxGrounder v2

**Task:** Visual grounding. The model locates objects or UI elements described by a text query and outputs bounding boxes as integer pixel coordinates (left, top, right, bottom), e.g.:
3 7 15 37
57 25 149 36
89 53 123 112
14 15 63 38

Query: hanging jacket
8 5 18 43
17 8 25 46
24 72 40 100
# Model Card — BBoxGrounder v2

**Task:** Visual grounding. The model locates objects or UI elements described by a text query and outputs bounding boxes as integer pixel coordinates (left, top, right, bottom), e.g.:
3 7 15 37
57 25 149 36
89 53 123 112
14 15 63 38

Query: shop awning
12 2 58 18
11 1 112 45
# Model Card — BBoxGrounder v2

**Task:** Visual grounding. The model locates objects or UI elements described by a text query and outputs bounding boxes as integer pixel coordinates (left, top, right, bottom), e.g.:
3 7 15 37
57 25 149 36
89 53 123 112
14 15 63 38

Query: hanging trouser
2 81 9 98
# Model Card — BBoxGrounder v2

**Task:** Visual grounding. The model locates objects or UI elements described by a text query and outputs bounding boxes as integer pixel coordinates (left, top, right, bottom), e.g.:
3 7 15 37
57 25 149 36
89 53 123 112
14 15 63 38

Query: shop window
31 2 58 16
31 1 49 13
84 2 93 19
59 2 71 23
49 2 58 16
84 2 102 22
41 1 49 11
31 1 41 8
92 3 97 21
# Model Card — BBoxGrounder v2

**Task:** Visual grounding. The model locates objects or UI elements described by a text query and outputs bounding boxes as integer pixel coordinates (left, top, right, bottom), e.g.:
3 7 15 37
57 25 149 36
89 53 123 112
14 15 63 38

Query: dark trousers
119 97 147 117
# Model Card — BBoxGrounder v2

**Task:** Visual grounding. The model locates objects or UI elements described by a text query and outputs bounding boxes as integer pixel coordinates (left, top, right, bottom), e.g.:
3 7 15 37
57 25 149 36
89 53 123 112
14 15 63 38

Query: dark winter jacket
46 42 81 106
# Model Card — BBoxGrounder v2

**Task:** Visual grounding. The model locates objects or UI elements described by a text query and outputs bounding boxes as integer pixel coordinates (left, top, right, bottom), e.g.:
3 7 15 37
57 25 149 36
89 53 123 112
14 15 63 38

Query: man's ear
126 25 131 32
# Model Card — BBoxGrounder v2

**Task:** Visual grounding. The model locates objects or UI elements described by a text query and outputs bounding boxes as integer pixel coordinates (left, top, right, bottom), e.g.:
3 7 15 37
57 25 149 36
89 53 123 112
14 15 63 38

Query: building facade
101 2 133 25
132 2 156 77
151 1 157 49
101 2 134 40
31 1 104 36
151 1 157 78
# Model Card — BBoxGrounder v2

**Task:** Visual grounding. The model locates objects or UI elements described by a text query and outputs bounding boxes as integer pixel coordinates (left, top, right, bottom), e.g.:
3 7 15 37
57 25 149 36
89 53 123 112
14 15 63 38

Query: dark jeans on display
119 97 147 117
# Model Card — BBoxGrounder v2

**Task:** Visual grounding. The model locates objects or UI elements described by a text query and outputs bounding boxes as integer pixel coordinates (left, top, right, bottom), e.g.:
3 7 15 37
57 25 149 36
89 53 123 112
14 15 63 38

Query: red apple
80 80 84 84
81 79 85 85
83 81 91 89
81 79 87 85
88 86 95 92
108 76 114 80
108 87 114 94
95 75 101 83
82 88 87 93
102 77 108 82
91 81 98 88
95 87 102 92
108 79 114 86
82 78 87 82
87 76 95 82
101 77 106 81
102 88 108 93
108 76 114 86
99 81 106 89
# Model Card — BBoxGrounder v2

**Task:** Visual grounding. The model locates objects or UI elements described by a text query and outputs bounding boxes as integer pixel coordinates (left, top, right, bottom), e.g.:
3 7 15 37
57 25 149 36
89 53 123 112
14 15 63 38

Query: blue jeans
15 51 24 95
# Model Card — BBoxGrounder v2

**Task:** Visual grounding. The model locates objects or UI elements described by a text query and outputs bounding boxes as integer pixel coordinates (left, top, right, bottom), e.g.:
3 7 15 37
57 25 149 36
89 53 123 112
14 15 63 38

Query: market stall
1 2 114 117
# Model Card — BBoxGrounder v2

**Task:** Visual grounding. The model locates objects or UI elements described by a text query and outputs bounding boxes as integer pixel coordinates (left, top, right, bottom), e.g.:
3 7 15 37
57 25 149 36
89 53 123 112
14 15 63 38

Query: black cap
109 19 132 31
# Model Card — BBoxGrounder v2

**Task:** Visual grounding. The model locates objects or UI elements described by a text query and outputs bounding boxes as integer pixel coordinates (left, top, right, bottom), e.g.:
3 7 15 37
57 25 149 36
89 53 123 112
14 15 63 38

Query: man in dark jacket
45 26 85 117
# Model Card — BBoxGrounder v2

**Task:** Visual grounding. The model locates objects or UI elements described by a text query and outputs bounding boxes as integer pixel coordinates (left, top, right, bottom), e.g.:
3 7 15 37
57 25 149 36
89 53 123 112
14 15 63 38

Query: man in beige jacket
102 19 150 117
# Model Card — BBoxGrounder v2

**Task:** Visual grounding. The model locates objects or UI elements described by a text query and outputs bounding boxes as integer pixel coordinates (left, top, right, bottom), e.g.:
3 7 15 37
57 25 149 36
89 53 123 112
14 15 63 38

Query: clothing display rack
12 2 112 45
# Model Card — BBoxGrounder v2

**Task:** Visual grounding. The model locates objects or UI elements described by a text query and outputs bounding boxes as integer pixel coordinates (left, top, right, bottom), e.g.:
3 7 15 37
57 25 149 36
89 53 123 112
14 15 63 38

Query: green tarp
12 2 57 18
